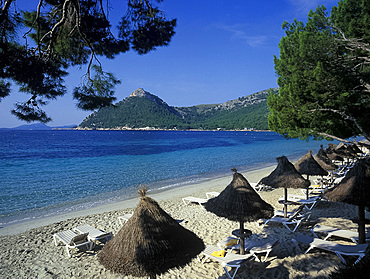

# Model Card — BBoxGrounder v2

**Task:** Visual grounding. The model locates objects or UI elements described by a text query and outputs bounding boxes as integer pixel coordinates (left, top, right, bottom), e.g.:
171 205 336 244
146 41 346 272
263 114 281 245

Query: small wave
0 130 336 226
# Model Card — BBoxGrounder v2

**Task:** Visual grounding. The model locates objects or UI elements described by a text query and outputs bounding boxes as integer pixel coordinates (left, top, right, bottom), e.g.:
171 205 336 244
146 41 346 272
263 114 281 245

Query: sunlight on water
0 130 335 225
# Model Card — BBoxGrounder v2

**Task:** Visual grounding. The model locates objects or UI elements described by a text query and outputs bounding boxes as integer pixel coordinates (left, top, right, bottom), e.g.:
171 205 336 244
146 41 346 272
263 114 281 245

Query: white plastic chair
53 229 92 257
198 245 254 279
293 234 368 265
311 224 370 244
182 196 208 206
73 224 112 245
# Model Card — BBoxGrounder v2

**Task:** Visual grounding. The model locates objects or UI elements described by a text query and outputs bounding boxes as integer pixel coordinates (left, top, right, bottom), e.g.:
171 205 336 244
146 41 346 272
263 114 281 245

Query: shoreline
1 129 332 230
1 161 362 278
73 127 272 132
0 165 276 236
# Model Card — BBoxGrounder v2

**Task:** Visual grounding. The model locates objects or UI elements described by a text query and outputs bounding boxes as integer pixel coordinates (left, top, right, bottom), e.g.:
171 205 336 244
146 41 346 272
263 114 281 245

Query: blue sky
0 0 338 128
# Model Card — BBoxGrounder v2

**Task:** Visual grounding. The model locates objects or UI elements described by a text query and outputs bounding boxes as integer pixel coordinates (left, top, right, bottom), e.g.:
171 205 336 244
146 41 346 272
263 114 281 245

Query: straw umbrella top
258 156 310 189
314 145 337 171
325 158 370 206
326 149 344 162
325 143 344 160
204 169 274 222
335 142 347 152
294 150 328 176
335 142 357 159
349 143 363 155
359 139 370 150
325 158 370 244
326 143 337 153
98 188 205 278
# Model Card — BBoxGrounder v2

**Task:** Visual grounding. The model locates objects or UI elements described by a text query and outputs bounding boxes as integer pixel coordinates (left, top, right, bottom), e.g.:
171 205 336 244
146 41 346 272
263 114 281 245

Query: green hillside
79 96 188 129
197 102 270 130
78 88 276 130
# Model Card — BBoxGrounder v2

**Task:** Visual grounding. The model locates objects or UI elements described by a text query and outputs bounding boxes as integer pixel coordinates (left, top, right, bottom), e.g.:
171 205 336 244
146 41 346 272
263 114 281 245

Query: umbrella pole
239 222 245 255
358 205 366 244
284 188 288 218
306 175 310 200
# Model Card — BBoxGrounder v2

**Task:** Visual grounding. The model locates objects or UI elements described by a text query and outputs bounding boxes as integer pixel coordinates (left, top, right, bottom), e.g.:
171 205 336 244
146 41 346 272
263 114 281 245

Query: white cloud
212 23 268 48
289 0 336 14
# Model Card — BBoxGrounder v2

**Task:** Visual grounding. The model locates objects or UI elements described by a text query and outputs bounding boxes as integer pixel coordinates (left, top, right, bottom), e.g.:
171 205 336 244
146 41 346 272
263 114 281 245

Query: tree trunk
358 205 366 244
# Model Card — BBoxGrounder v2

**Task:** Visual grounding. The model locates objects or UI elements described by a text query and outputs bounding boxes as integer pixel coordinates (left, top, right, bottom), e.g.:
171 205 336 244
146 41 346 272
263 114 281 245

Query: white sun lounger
293 234 368 265
263 207 310 232
301 184 327 196
198 245 254 279
273 204 305 219
206 192 219 198
218 236 278 262
311 224 370 244
182 196 208 206
53 229 92 258
278 195 320 210
263 215 307 232
73 224 112 244
247 240 278 262
118 213 134 225
251 182 272 192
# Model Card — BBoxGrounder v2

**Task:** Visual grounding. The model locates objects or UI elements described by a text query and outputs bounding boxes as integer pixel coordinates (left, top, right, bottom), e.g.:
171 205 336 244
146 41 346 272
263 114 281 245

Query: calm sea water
0 130 334 226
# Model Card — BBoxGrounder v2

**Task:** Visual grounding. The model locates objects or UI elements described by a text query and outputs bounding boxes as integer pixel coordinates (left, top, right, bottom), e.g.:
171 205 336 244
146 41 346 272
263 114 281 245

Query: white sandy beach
0 165 364 278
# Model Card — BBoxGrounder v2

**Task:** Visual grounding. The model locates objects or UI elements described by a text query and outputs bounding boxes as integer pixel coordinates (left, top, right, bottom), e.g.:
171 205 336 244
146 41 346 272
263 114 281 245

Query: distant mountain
78 88 278 130
10 123 53 130
0 123 77 130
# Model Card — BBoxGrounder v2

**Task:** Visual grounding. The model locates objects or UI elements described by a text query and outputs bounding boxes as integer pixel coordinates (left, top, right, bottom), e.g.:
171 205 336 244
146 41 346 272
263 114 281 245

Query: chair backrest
288 205 305 221
70 233 89 245
300 211 312 222
334 177 345 184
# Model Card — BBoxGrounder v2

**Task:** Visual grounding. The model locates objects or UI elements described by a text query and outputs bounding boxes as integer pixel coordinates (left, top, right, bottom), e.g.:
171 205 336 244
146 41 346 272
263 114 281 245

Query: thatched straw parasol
326 143 337 153
359 139 370 151
98 188 205 278
335 142 357 160
258 156 310 217
335 142 347 152
294 150 328 199
314 145 337 171
325 143 344 162
326 149 344 163
204 169 274 255
325 158 370 244
349 142 363 155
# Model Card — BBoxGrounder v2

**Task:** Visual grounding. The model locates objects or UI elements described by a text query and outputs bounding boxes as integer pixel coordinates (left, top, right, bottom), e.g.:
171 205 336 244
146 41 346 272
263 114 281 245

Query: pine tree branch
42 0 72 55
0 0 15 25
315 132 352 143
310 107 370 141
334 26 370 53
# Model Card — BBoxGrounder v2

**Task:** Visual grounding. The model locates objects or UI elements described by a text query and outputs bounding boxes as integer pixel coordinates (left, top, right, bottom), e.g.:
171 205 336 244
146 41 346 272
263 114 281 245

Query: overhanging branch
42 0 72 55
315 132 352 143
313 107 356 127
309 107 370 141
0 0 15 25
334 26 370 53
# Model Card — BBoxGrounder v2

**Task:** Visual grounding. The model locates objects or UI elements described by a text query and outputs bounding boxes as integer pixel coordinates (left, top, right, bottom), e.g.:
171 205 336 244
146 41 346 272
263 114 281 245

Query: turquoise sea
0 130 336 226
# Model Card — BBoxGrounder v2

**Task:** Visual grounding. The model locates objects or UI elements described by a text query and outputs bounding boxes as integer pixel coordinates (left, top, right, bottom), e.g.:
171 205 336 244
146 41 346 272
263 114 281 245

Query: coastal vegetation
270 1 370 276
269 0 370 143
78 88 275 130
